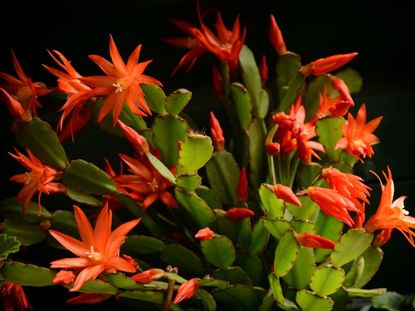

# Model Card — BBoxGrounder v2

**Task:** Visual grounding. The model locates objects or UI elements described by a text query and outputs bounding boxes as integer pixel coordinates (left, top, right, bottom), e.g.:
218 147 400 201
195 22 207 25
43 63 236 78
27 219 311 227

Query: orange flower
269 15 287 56
322 166 371 213
296 232 336 249
110 154 177 209
52 270 76 285
173 278 200 304
167 5 246 74
0 282 32 311
210 112 225 151
49 204 140 292
0 50 51 116
81 35 161 124
9 148 66 215
195 227 215 240
43 49 96 141
335 104 383 160
131 268 166 283
365 168 415 247
269 184 301 206
307 186 359 227
273 99 325 164
301 52 358 77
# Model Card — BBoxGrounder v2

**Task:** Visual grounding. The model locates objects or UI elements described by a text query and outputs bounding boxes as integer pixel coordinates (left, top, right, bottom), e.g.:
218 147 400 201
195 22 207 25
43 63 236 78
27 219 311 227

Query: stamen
84 246 102 261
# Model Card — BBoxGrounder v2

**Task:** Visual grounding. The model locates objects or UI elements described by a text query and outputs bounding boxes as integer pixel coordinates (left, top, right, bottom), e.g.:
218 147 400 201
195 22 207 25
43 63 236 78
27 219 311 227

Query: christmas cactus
0 3 414 311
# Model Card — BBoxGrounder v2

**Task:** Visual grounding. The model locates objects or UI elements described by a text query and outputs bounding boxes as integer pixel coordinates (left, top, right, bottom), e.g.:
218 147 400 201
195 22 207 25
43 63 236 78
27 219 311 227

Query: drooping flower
259 54 269 83
226 207 255 222
211 65 224 98
237 168 248 202
81 35 162 124
167 5 246 74
269 184 301 206
117 121 150 155
301 52 358 77
8 148 67 215
109 153 177 209
49 204 140 292
322 166 371 212
52 270 76 285
269 15 287 56
0 282 32 311
66 293 110 305
365 168 415 247
296 232 336 249
0 88 32 123
335 104 383 160
195 227 215 240
307 186 359 227
0 50 51 116
210 111 225 151
173 278 200 304
43 49 96 141
131 268 166 283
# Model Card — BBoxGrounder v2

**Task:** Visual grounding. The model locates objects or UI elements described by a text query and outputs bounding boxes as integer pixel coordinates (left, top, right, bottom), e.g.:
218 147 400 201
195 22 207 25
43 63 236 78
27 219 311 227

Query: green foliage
16 117 68 169
63 159 117 195
201 236 236 269
1 262 56 286
0 234 21 260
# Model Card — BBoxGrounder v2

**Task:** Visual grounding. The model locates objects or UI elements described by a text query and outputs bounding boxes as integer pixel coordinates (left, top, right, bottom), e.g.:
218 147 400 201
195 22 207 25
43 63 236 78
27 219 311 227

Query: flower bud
226 207 255 222
195 227 215 240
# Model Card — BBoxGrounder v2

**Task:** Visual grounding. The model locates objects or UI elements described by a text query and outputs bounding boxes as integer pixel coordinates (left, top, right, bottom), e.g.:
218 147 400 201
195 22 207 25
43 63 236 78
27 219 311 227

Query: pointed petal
105 218 141 256
127 44 142 71
107 256 137 273
49 230 88 257
73 205 94 245
50 257 90 269
109 35 126 74
71 265 105 292
93 204 112 253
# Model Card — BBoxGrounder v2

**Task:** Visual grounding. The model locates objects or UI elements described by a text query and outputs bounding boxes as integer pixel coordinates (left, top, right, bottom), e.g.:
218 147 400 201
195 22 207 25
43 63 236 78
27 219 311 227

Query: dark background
1 0 415 309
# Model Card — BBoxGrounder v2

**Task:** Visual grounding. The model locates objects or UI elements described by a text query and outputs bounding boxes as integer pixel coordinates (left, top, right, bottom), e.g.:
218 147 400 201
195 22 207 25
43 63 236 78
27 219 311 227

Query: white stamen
84 246 102 261
113 82 124 93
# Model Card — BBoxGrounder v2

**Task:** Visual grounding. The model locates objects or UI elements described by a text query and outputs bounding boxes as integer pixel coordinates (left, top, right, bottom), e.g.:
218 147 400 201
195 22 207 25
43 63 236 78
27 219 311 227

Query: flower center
113 80 125 93
84 246 102 262
24 172 32 185
147 178 159 192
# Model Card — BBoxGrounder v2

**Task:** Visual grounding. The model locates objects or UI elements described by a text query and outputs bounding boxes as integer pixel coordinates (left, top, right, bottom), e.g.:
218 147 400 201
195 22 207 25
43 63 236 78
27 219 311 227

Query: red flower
237 168 248 202
0 88 31 122
43 49 95 141
0 50 51 116
109 153 177 209
81 35 161 124
131 269 166 283
0 282 32 311
335 104 382 160
365 168 415 247
9 148 66 215
49 204 140 292
226 208 255 222
269 184 301 206
259 55 269 83
117 121 150 155
296 232 336 249
269 15 287 56
301 52 358 76
173 278 200 304
307 186 359 227
322 166 371 213
210 111 225 151
167 5 246 74
195 227 215 240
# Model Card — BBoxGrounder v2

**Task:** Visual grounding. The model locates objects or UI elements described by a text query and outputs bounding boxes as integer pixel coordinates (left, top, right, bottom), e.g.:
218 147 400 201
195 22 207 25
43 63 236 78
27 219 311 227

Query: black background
1 0 415 309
